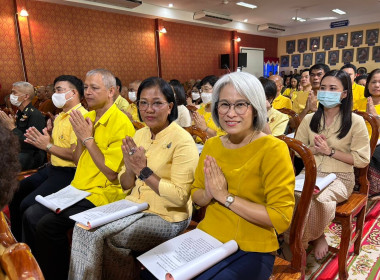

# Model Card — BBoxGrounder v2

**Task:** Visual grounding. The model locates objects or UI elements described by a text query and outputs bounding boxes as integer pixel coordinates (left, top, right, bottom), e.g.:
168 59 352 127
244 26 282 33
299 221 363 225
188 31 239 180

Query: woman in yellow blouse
191 72 295 279
294 70 370 260
282 75 300 100
193 75 225 137
69 77 199 280
354 68 380 198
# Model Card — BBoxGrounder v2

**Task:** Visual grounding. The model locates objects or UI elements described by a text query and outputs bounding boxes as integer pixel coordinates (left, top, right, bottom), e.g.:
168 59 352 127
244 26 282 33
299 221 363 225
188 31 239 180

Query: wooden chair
278 108 301 135
328 110 379 280
185 104 198 113
184 126 208 144
1 243 44 280
132 120 145 130
0 212 44 279
270 135 317 280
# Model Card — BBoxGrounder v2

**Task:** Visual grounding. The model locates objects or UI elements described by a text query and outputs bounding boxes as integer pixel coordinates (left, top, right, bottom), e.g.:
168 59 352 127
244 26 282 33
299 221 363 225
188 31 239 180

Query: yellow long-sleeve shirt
191 135 295 252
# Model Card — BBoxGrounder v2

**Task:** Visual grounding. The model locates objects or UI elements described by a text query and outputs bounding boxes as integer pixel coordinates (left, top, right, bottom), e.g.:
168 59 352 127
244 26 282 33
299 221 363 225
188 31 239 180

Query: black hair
310 63 330 74
290 75 301 89
200 75 218 88
364 68 380 98
169 79 187 106
301 68 310 74
137 77 178 123
355 74 368 84
259 77 277 100
310 70 353 139
340 63 357 74
53 75 84 97
115 77 122 93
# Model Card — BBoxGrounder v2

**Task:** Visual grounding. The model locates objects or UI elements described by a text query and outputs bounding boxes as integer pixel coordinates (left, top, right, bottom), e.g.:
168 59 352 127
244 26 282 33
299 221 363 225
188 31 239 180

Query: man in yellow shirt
299 63 330 120
22 69 135 280
9 75 87 242
292 69 312 114
125 80 141 121
113 77 130 113
269 75 292 110
341 64 365 105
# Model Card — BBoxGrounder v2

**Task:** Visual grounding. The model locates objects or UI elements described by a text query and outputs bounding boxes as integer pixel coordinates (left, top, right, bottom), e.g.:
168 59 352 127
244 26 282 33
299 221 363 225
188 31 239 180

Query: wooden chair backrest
132 120 145 130
0 212 16 255
184 126 208 144
1 243 45 280
353 110 379 195
186 105 198 113
276 135 317 273
278 108 301 134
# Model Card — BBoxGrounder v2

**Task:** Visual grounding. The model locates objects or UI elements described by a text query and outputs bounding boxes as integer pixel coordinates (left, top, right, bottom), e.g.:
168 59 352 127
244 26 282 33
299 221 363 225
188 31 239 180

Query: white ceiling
38 0 380 37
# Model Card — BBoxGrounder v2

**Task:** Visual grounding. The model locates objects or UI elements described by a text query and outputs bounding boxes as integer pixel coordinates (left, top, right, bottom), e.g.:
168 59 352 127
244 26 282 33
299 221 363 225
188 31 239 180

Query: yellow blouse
268 107 289 136
126 103 139 121
191 136 295 252
295 113 370 173
292 90 309 114
354 97 380 139
197 105 226 136
352 83 365 104
120 122 199 223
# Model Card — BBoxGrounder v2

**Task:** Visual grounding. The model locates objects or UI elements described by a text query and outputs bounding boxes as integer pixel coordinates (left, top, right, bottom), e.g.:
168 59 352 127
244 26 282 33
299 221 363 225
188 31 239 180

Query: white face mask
191 92 200 100
10 94 24 107
201 92 213 104
52 90 73 108
128 91 137 102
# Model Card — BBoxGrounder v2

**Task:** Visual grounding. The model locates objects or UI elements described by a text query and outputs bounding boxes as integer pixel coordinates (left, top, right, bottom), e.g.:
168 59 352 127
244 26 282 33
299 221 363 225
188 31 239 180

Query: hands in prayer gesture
121 136 147 175
24 127 51 150
193 111 207 131
0 111 16 130
69 110 93 143
314 134 332 155
366 97 378 117
204 156 228 203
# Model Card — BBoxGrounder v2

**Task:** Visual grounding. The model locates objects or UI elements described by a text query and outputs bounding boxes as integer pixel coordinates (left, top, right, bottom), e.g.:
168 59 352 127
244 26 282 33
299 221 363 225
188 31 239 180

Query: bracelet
82 137 94 147
46 143 53 151
204 127 209 133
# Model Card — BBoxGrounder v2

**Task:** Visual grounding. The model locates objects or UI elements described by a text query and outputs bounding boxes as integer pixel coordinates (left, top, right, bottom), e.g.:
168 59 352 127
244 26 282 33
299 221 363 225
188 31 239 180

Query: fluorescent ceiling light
292 17 306 22
236 2 257 9
314 17 337 20
332 9 346 15
243 19 248 22
168 3 173 7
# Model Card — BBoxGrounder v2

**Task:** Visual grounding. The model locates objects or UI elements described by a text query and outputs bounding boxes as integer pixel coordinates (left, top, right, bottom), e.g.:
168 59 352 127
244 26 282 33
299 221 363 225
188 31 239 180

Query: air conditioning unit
194 11 233 25
85 0 142 9
257 23 285 33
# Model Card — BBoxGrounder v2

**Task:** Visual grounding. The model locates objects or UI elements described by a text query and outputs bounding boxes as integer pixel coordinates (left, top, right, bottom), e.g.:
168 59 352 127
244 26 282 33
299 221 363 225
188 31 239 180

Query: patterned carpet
305 200 380 279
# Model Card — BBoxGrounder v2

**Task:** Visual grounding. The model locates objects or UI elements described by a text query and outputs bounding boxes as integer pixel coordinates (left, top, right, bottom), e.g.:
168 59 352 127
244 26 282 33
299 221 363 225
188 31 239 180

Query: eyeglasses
217 101 251 115
137 100 169 111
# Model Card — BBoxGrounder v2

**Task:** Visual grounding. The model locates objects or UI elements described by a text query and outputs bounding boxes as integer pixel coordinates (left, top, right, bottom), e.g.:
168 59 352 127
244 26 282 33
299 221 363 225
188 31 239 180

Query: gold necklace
227 130 257 145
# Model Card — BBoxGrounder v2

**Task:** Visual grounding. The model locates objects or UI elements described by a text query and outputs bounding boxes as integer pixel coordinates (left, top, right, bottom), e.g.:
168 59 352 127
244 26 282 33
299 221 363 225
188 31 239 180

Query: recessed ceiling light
314 17 337 20
332 8 346 15
236 2 257 9
243 19 248 22
168 3 173 8
292 17 306 22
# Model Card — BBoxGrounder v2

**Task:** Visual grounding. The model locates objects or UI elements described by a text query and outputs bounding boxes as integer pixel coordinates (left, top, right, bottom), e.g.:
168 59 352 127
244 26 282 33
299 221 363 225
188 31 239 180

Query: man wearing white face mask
9 75 88 242
0 81 45 171
126 80 141 121
113 77 130 113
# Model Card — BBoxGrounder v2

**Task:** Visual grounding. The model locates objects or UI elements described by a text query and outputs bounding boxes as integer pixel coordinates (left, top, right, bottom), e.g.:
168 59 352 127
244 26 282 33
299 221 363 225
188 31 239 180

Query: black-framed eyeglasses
137 100 169 111
217 101 251 115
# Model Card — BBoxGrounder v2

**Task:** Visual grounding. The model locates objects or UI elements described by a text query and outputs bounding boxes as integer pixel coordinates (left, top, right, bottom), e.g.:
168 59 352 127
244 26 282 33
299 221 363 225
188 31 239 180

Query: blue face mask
317 90 342 108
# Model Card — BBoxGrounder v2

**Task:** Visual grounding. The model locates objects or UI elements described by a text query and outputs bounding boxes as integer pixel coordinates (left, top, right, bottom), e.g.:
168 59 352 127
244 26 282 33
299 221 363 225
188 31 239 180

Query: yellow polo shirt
71 104 135 207
352 83 365 104
292 90 309 114
126 103 139 121
273 94 292 110
51 103 87 167
114 95 130 113
120 122 199 222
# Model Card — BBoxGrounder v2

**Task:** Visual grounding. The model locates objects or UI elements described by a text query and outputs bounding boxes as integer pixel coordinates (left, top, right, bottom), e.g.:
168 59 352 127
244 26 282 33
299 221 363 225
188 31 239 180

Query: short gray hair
12 81 35 100
211 72 267 131
86 69 116 89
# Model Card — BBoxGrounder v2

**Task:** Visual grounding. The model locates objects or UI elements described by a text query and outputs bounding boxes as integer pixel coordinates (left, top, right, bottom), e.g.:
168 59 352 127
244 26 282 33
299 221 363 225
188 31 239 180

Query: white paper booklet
295 173 337 192
138 228 238 280
35 185 90 213
70 200 149 230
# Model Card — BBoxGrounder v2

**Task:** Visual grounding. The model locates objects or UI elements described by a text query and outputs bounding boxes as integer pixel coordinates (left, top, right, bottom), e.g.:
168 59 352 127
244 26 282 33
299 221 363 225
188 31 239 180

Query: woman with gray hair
189 72 295 279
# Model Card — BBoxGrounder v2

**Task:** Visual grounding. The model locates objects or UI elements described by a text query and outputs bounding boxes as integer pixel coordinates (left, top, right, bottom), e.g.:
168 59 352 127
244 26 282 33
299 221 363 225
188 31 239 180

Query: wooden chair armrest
335 193 367 217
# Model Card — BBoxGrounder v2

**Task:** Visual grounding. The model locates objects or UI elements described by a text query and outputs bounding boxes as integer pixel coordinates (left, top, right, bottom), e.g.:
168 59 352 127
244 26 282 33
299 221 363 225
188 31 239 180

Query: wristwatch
328 148 335 157
224 194 235 208
138 167 153 181
46 143 53 151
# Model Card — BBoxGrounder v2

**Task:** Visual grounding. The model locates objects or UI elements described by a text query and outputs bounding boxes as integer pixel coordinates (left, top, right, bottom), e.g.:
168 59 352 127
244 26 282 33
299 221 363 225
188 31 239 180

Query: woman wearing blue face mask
291 70 370 260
